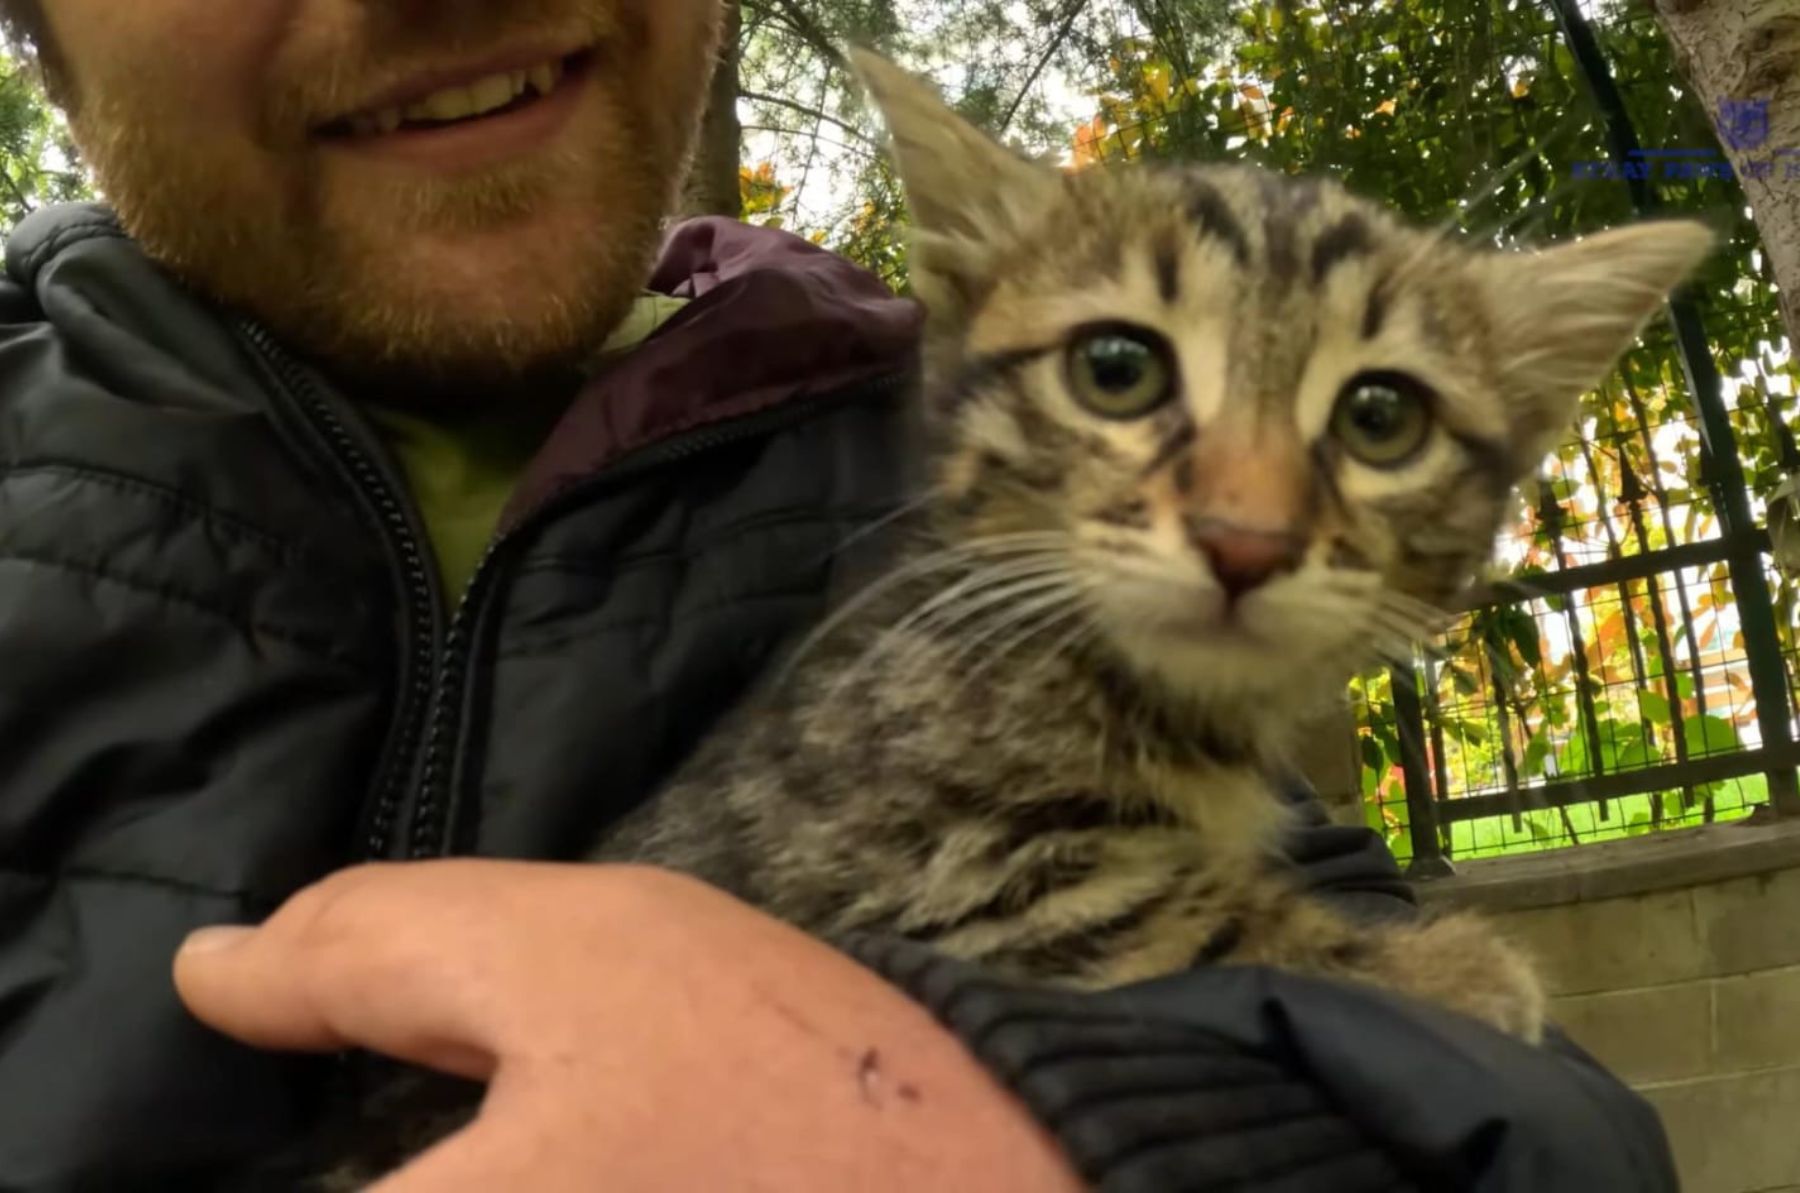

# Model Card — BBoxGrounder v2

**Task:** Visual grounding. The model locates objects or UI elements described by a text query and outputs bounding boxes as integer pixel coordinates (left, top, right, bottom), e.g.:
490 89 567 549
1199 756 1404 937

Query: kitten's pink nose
1185 520 1302 600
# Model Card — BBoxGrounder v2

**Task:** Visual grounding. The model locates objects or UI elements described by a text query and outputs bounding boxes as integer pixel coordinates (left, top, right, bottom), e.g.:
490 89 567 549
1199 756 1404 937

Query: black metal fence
1362 0 1800 875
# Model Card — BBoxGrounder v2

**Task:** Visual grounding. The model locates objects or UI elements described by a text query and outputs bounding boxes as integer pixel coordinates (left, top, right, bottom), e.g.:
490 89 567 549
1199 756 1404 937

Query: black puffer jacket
0 204 1675 1192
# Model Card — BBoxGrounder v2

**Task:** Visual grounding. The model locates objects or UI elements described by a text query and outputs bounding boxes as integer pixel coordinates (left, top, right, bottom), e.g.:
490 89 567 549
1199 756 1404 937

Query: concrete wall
1424 822 1800 1193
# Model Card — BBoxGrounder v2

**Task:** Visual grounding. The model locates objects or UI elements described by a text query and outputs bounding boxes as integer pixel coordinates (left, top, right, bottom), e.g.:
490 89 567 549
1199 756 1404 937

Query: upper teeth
349 60 564 136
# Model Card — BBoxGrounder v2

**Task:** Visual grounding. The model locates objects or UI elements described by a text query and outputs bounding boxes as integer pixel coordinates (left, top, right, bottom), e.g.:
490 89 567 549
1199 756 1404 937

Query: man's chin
277 298 620 394
235 227 654 390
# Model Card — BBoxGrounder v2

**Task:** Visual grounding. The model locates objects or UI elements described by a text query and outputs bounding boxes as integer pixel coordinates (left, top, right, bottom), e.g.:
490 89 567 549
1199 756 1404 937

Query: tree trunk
1652 0 1800 347
682 0 744 219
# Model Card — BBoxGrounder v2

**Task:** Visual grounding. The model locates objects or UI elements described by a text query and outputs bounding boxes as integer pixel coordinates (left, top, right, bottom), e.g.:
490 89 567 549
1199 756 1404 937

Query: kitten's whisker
825 490 943 559
1377 590 1455 627
1027 605 1106 681
1265 589 1447 661
937 583 1087 683
776 535 1074 680
887 581 1078 679
844 567 1078 695
950 592 1093 696
882 560 1073 645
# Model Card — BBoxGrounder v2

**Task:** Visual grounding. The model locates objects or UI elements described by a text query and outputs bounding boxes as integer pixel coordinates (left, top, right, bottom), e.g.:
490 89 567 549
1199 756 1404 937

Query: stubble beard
68 2 716 388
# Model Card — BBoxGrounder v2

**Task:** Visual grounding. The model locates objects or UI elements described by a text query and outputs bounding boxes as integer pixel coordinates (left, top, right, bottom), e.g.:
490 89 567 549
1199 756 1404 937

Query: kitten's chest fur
595 561 1298 985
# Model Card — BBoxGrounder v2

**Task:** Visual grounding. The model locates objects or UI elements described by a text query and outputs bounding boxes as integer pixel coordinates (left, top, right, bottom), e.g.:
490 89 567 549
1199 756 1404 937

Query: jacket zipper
406 374 909 860
235 322 442 861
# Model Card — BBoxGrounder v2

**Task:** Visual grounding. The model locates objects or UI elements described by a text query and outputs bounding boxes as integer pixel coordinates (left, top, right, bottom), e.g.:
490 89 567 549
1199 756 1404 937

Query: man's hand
173 861 1085 1193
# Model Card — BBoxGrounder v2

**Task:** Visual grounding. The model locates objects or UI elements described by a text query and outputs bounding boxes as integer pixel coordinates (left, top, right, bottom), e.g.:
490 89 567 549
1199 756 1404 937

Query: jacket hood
5 203 129 289
506 217 922 523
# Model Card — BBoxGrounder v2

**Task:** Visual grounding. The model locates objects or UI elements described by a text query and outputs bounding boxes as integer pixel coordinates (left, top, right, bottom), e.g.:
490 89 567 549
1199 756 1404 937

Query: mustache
261 0 626 135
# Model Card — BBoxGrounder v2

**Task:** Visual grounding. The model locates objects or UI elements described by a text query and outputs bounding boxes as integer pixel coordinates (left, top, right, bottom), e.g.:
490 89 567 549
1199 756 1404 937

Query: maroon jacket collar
504 217 923 526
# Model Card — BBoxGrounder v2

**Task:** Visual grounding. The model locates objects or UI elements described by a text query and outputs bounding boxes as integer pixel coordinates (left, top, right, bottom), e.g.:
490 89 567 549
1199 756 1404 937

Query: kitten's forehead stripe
1154 229 1183 305
1259 175 1316 287
1263 206 1301 287
1183 178 1252 266
1362 277 1393 340
1310 216 1374 286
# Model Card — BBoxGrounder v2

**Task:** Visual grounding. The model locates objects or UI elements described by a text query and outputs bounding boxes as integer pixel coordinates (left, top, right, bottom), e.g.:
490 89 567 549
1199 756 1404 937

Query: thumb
172 868 499 1081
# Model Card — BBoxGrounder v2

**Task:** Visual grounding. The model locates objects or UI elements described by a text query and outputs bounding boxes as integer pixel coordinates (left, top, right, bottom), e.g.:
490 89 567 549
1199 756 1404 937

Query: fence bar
1391 665 1454 877
1542 0 1800 816
1618 451 1699 810
1473 529 1769 607
1436 740 1800 824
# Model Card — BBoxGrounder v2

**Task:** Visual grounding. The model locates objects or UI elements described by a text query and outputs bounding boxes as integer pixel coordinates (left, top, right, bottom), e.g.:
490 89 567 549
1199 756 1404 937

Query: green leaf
1555 731 1589 778
1510 616 1543 669
1597 721 1645 771
1639 689 1673 725
1522 732 1552 777
1451 718 1488 746
1614 739 1654 771
1682 714 1740 756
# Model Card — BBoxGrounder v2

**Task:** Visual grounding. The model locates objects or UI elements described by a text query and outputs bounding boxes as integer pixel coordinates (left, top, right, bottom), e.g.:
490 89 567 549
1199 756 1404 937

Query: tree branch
739 88 876 144
0 168 36 223
741 0 850 72
1000 0 1094 134
742 125 878 160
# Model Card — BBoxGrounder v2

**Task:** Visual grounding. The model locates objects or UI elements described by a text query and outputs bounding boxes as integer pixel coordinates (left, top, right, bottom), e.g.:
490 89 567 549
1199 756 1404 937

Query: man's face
42 0 721 383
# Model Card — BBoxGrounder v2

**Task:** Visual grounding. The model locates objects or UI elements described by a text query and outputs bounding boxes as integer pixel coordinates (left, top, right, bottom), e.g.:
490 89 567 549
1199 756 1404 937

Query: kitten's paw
1380 913 1547 1044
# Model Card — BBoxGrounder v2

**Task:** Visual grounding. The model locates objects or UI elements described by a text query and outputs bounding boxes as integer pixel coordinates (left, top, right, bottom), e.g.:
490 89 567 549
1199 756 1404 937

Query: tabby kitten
594 52 1711 1033
313 52 1712 1188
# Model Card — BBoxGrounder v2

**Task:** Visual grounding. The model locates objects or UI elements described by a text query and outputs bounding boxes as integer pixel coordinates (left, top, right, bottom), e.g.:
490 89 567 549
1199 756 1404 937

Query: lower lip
318 56 591 172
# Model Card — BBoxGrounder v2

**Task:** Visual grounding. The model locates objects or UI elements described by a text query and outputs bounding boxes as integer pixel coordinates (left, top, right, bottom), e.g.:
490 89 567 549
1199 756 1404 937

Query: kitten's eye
1065 326 1176 420
1331 372 1434 467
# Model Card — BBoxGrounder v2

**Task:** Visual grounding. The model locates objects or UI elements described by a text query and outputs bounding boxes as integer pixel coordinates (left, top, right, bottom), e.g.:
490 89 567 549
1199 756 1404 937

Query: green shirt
366 294 689 597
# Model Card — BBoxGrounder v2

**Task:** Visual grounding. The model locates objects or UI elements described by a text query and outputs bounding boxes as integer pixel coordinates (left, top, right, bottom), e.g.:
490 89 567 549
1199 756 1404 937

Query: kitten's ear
1483 220 1715 468
849 50 1059 312
849 49 1057 240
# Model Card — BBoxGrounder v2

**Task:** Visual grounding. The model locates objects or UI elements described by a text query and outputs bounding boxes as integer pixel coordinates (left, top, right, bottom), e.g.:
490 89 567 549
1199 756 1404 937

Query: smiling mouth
317 50 591 140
